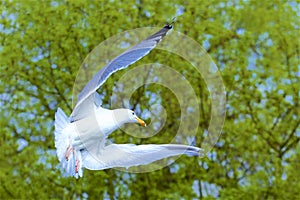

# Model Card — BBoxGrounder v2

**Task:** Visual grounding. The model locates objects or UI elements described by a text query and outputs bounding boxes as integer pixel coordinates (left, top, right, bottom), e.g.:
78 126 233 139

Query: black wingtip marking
164 17 176 29
164 24 173 29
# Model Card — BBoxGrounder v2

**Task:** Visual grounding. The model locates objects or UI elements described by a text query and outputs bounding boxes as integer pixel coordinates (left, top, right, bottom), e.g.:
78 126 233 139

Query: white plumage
54 24 203 178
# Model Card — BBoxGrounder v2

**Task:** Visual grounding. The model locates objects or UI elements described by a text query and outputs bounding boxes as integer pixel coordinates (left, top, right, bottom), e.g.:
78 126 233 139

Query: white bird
54 23 203 178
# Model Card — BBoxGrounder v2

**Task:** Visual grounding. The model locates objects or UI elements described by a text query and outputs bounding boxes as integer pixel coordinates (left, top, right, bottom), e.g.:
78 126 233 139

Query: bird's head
113 108 146 127
128 109 147 127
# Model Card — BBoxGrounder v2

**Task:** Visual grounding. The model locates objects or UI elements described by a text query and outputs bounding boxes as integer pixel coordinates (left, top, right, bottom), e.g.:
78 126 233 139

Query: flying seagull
54 23 203 178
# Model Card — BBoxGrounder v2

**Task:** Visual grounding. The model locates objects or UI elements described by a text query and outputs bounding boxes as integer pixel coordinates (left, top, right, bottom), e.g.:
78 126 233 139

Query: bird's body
54 23 203 178
55 106 141 177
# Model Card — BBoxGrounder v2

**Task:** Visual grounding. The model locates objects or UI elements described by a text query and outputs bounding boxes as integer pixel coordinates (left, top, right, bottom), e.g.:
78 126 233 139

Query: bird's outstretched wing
81 144 203 170
71 25 173 122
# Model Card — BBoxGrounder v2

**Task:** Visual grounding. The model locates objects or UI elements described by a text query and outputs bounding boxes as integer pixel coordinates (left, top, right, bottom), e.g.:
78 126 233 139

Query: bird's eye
132 112 135 115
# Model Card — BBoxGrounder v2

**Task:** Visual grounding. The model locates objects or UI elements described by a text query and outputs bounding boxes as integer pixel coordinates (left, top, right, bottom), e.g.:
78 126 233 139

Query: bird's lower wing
81 144 204 170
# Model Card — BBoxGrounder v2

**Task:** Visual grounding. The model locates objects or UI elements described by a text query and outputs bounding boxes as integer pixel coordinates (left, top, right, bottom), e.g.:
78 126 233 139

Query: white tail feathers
54 108 83 178
54 108 69 162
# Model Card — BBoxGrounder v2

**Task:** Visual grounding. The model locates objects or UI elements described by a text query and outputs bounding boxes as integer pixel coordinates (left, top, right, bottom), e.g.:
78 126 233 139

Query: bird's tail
54 108 69 163
54 108 83 178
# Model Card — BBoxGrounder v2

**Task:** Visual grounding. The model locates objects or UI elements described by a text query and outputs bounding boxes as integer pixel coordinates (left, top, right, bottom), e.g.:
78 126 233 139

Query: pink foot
65 145 72 161
75 159 80 173
73 148 80 174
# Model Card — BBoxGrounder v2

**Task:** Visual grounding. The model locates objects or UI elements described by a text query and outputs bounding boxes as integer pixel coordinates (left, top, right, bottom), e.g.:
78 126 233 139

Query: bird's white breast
64 107 119 150
94 107 120 136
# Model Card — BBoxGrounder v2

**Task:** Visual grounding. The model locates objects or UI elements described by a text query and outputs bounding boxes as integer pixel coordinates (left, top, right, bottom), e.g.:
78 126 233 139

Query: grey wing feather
81 144 204 170
71 25 173 122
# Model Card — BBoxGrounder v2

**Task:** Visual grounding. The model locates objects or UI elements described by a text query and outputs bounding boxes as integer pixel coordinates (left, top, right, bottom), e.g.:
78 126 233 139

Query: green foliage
1 0 299 199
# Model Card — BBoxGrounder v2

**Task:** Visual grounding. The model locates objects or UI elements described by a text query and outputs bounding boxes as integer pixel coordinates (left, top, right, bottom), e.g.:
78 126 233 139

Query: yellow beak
136 117 146 127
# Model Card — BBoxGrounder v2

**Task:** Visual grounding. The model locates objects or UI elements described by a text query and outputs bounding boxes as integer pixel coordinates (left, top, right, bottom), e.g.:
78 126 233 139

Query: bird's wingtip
164 17 176 29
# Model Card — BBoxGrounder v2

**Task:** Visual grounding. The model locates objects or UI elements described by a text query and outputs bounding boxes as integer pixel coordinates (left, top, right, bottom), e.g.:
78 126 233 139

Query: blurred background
0 1 299 199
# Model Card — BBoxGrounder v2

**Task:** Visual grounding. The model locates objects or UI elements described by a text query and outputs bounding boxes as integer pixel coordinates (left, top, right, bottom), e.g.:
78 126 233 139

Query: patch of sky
226 102 232 110
216 140 225 148
141 108 151 119
296 65 300 77
7 13 17 21
266 38 273 47
238 113 246 122
245 113 251 119
17 138 28 152
31 51 45 62
17 99 27 109
82 193 88 199
251 72 257 79
50 1 59 7
289 1 300 14
252 135 258 141
40 105 46 111
227 169 234 178
176 5 184 17
152 74 160 82
277 89 284 95
38 149 56 169
121 173 130 181
236 28 245 35
201 161 209 170
33 121 42 133
258 32 269 43
103 191 110 200
28 21 34 28
227 1 233 6
296 127 300 137
186 106 195 114
131 4 137 10
51 64 57 69
0 24 14 34
167 158 176 166
0 14 18 34
219 2 226 8
192 180 201 196
30 96 39 105
18 112 35 121
48 100 57 110
170 163 180 173
208 17 215 22
30 135 46 142
257 77 275 94
146 91 160 105
247 51 258 71
124 32 131 39
238 177 249 186
120 41 131 49
0 92 10 106
202 129 208 137
281 172 287 180
79 39 87 48
185 136 195 146
284 95 293 104
207 151 217 161
202 39 211 50
0 23 3 32
234 74 239 81
1 10 7 17
144 10 151 18
194 181 221 198
209 62 218 73
223 21 231 29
